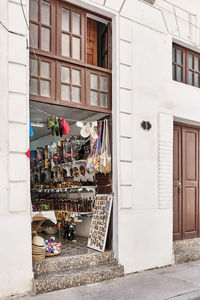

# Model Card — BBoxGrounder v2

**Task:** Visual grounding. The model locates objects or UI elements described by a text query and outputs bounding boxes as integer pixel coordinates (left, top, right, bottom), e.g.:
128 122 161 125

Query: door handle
178 182 182 192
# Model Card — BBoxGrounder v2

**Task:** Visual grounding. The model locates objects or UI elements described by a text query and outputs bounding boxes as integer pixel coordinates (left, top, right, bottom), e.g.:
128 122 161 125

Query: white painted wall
1 0 200 297
0 0 33 297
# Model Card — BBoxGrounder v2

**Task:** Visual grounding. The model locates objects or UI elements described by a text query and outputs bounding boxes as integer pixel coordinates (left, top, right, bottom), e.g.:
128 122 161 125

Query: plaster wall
1 0 200 297
0 0 33 297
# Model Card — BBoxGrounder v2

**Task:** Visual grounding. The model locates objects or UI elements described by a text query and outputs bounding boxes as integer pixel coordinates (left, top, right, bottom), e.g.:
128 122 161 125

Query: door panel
182 127 199 239
87 18 97 66
173 125 182 240
173 124 199 240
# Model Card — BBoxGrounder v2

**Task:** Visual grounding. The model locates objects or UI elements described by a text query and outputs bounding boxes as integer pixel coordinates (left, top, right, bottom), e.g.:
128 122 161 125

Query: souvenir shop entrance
30 99 114 266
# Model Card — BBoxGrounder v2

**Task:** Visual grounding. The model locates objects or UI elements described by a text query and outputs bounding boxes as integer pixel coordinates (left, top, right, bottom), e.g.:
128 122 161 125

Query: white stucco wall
0 0 33 297
1 0 200 297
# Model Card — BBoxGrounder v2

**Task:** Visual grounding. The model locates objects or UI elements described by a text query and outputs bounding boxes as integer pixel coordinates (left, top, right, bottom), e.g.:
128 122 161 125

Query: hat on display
80 122 91 138
90 121 98 140
61 118 70 135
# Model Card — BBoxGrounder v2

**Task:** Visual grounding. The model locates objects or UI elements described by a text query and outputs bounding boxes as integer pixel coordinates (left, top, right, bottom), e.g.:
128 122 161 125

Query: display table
32 211 57 234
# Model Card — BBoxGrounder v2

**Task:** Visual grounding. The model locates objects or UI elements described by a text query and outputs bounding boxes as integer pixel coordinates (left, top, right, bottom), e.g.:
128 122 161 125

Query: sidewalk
15 260 200 300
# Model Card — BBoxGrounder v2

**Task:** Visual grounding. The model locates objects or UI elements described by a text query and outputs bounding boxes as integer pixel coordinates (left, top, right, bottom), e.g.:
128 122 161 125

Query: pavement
13 260 200 300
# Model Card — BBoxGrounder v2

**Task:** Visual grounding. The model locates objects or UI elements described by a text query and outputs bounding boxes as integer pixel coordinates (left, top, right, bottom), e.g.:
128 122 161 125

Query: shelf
31 186 96 193
54 210 93 216
38 159 87 170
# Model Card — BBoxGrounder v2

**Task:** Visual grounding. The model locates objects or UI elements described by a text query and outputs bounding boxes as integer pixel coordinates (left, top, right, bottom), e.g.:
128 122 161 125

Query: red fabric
25 149 31 159
61 118 70 135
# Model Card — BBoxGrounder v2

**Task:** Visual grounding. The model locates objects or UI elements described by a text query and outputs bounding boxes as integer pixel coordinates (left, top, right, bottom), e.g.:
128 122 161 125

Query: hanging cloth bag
100 119 111 174
93 122 102 173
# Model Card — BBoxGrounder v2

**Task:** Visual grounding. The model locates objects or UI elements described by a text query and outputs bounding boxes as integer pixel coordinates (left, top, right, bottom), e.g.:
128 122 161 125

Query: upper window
173 44 200 88
29 0 112 112
30 0 55 53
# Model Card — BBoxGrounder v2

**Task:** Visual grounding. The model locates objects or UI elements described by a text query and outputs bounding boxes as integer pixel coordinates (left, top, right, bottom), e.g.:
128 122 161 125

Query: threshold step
34 263 124 294
174 238 200 251
175 246 200 264
33 250 115 277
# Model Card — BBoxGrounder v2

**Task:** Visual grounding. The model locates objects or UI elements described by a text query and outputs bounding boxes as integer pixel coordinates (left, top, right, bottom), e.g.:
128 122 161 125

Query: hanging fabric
100 119 111 174
85 122 102 174
93 121 102 173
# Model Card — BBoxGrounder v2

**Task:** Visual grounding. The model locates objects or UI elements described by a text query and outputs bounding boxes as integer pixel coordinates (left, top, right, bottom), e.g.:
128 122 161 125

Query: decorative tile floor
39 233 96 257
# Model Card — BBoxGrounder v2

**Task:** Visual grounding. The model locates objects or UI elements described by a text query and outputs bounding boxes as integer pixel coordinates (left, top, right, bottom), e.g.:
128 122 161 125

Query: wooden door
87 18 97 66
173 125 182 240
173 124 199 240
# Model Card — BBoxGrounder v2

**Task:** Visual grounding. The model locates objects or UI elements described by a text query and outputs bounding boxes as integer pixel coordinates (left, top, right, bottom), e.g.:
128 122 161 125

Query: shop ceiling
30 101 108 141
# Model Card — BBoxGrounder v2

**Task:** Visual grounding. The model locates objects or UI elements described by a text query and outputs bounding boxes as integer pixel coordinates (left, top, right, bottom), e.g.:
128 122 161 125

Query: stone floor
14 260 200 300
40 234 95 257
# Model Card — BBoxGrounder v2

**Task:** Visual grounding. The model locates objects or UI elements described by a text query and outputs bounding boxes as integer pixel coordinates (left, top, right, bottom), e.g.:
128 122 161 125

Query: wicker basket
46 249 61 257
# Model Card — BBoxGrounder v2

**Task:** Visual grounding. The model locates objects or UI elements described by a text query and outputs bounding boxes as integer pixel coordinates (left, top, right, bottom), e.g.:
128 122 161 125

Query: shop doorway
30 100 113 256
173 123 200 241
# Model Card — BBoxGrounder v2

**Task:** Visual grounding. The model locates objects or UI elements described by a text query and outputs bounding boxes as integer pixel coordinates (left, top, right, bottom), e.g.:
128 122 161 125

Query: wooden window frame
29 0 55 55
29 0 112 113
86 68 112 112
57 2 85 63
173 43 200 88
30 54 56 102
57 61 85 109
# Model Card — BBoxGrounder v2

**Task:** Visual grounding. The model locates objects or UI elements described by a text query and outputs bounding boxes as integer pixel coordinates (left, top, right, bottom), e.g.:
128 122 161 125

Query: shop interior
30 100 112 260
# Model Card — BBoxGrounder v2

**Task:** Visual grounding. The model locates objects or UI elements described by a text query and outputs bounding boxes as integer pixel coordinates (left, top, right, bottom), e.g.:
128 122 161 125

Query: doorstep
33 250 124 294
33 236 124 294
174 238 200 264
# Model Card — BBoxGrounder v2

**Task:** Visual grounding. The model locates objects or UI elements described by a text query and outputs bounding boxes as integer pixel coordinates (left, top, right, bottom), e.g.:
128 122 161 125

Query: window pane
41 27 50 51
172 47 175 63
194 73 199 87
90 91 98 106
188 54 193 69
30 23 38 49
72 37 80 60
172 64 175 80
30 0 38 21
30 58 38 76
194 56 199 71
41 1 50 26
72 69 81 85
61 84 70 101
62 8 70 32
100 93 108 108
176 66 182 82
91 74 98 89
30 78 38 95
40 61 50 78
40 80 50 97
72 87 81 103
72 12 80 35
61 66 70 83
100 76 108 91
62 34 70 57
188 71 193 85
176 49 182 65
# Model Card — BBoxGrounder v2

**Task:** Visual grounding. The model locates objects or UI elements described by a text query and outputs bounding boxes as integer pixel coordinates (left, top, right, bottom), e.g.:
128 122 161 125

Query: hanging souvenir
93 121 102 173
100 120 111 174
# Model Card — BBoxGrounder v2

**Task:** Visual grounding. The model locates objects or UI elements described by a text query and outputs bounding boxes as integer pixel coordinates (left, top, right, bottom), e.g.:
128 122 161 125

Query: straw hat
90 121 98 140
32 236 45 247
80 122 91 138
